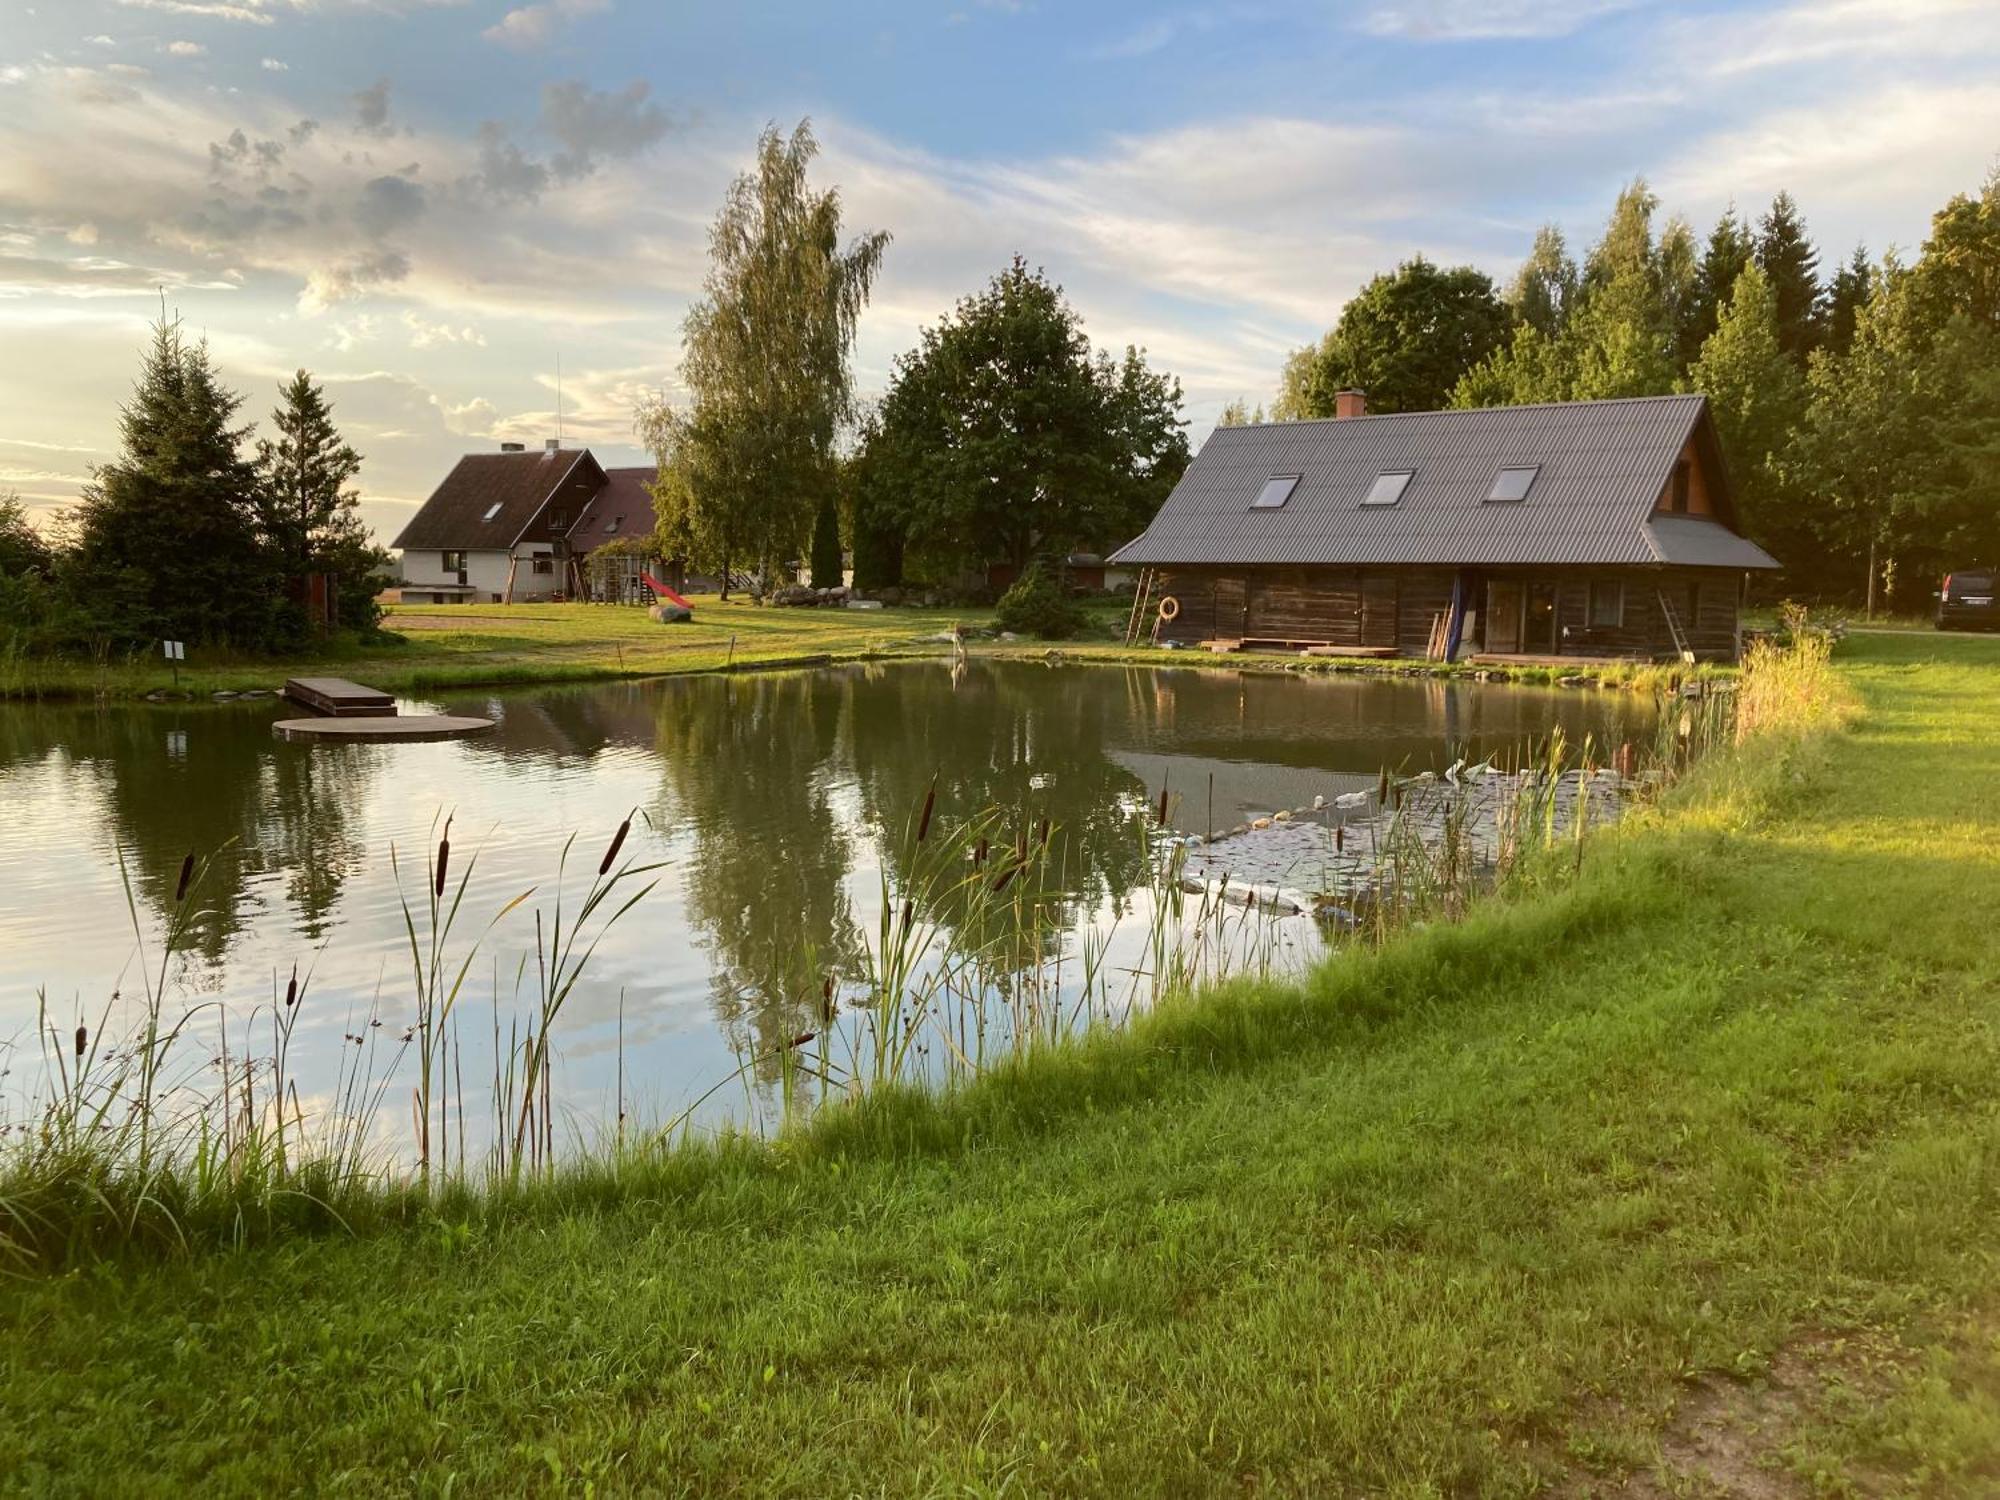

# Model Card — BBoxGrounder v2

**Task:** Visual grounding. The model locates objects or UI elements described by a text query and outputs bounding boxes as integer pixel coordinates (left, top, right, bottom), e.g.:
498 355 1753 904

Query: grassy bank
4 631 1998 1494
0 597 998 701
4 593 1739 702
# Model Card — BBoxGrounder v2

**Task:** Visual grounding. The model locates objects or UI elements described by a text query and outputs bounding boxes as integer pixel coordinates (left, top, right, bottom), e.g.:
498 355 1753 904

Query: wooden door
1211 575 1247 640
1526 582 1559 653
1486 581 1523 653
1361 575 1399 648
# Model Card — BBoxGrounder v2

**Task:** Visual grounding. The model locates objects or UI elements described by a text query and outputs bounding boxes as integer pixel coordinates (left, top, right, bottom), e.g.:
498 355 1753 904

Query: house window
1251 475 1299 509
1487 466 1540 503
1588 580 1624 628
481 503 503 522
603 515 622 534
532 554 554 575
1362 471 1414 507
440 550 465 573
548 510 568 531
1666 461 1692 513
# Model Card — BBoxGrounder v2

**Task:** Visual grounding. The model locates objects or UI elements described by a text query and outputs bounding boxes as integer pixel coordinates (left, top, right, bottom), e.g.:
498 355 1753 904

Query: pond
0 661 1658 1148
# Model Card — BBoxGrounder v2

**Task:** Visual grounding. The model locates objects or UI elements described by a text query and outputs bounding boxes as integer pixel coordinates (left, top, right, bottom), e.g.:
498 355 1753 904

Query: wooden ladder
1124 567 1158 646
1655 589 1696 664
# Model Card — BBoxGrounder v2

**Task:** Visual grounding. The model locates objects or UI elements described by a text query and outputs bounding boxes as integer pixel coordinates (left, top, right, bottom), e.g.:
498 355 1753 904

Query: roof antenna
556 351 563 447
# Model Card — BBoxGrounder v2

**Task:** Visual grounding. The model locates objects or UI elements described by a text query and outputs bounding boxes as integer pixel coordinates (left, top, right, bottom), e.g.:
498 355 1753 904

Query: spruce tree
71 317 273 647
1689 206 1755 359
1755 192 1824 362
255 369 385 630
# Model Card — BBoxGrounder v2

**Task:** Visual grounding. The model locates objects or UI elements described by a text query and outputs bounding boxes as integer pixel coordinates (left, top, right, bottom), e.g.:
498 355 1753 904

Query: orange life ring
1157 595 1180 622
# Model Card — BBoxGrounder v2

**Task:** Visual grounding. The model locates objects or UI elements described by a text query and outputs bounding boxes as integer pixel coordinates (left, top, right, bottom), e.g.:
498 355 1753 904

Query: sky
1 0 1997 546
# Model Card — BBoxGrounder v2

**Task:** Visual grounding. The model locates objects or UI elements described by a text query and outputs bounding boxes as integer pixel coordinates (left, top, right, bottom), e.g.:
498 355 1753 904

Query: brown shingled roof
570 466 658 549
390 449 600 551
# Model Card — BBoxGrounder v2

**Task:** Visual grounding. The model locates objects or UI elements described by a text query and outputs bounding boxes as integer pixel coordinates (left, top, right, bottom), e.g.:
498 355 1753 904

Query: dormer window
548 510 568 531
1487 466 1540 503
482 502 504 522
1251 475 1299 509
603 515 622 534
1363 470 1413 507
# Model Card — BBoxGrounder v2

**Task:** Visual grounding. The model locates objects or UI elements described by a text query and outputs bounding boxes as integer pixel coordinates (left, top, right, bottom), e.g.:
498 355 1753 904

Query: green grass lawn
0 596 1009 700
4 632 1999 1495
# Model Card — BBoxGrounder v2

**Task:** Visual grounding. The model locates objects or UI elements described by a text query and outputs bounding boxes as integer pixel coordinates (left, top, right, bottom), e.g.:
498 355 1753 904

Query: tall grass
0 632 1835 1270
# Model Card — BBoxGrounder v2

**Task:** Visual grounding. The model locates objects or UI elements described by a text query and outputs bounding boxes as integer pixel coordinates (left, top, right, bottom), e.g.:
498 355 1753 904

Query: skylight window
1487 466 1540 503
1251 475 1299 509
482 502 504 522
1363 470 1414 507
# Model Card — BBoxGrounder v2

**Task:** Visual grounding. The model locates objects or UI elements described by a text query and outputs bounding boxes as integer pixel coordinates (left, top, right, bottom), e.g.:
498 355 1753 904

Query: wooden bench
283 677 397 717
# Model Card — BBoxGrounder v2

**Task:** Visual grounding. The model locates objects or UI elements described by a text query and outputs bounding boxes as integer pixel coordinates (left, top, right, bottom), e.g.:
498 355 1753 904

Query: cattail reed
1155 786 1169 826
73 1024 86 1061
284 965 298 1009
174 853 195 904
916 779 936 843
599 816 630 875
434 827 451 899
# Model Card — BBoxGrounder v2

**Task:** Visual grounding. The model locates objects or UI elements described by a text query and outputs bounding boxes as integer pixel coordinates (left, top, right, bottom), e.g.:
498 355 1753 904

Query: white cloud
260 57 288 72
402 310 485 348
164 41 206 58
1666 0 2000 78
118 0 277 22
1359 0 1640 40
483 0 612 52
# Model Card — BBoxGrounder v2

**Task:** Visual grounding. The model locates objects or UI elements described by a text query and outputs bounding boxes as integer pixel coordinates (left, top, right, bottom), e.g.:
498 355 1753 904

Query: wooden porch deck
283 677 397 717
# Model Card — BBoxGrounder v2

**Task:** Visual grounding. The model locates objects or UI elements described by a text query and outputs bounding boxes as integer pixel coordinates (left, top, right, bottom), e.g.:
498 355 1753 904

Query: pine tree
255 370 385 631
1755 191 1823 362
809 493 843 589
1657 214 1703 374
1569 182 1678 399
1689 206 1755 361
71 317 274 647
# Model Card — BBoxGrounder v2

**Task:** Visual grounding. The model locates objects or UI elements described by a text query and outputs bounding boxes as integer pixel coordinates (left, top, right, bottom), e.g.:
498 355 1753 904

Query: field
2 630 1997 1495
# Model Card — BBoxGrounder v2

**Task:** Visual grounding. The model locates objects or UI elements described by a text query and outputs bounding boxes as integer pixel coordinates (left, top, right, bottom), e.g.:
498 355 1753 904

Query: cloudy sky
2 0 1996 544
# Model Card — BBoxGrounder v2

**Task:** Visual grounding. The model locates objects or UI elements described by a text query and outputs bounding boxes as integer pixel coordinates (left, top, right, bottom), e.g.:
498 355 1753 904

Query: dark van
1938 568 1998 631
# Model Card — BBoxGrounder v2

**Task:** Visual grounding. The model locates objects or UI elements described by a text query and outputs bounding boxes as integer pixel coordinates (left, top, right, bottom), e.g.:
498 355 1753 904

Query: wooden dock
283 676 397 717
272 714 493 744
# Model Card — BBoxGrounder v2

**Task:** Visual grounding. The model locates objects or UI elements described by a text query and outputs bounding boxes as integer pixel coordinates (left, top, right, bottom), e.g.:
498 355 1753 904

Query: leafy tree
1689 205 1756 357
0 492 49 578
1275 257 1509 416
860 258 1186 579
809 494 843 589
1756 191 1823 362
1822 245 1872 357
254 369 385 632
675 120 888 590
1656 213 1704 373
1216 398 1266 427
1507 224 1579 337
841 417 905 591
1911 168 2000 334
1686 264 1807 559
69 317 274 647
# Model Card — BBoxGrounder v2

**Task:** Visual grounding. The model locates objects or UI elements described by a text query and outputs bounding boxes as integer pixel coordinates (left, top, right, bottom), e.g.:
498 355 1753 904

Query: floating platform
272 714 494 744
283 676 397 717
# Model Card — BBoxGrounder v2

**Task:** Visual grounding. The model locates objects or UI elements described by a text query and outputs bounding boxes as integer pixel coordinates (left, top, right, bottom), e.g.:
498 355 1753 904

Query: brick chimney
1334 389 1367 420
544 437 561 453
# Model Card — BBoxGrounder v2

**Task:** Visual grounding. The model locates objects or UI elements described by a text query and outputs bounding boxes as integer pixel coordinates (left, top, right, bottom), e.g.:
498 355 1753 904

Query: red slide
641 574 694 610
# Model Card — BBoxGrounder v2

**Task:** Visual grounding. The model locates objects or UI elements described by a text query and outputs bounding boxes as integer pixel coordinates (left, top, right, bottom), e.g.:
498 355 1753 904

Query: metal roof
571 466 659 546
391 449 597 551
1110 394 1779 570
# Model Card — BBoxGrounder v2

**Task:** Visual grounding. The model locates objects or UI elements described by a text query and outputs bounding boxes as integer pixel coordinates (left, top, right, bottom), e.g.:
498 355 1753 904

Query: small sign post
161 639 184 689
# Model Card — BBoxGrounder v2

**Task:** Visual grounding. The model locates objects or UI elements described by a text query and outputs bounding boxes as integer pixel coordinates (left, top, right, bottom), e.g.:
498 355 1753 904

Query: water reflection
0 662 1657 1127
